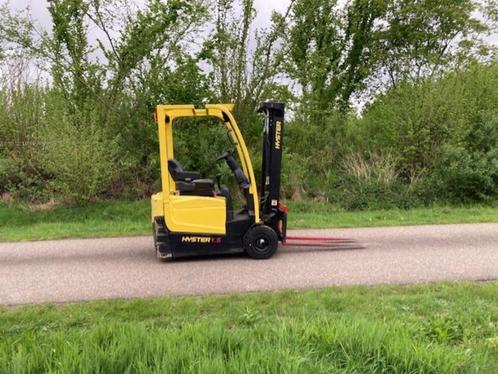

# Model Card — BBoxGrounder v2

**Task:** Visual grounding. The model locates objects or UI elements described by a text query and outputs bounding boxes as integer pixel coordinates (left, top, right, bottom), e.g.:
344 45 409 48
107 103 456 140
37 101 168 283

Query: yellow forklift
151 102 288 259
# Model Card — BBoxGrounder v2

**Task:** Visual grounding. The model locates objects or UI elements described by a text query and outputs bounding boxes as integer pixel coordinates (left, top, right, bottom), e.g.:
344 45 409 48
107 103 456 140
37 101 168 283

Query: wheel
153 218 171 261
243 225 279 259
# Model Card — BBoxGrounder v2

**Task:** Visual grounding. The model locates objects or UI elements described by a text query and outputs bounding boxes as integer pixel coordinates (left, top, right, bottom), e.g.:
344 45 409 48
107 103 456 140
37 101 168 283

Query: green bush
0 158 18 191
1 62 497 208
0 84 50 201
0 84 46 165
430 145 498 203
355 63 498 178
281 150 309 199
340 63 498 206
0 157 51 202
328 152 420 210
40 110 119 204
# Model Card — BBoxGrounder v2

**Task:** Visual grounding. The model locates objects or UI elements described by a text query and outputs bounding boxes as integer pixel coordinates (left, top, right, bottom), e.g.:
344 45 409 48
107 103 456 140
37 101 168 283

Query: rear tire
243 225 278 259
153 218 171 261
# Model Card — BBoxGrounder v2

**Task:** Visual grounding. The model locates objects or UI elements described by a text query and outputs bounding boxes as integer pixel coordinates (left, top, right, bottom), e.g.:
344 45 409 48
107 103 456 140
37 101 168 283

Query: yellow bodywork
151 104 259 235
168 195 226 234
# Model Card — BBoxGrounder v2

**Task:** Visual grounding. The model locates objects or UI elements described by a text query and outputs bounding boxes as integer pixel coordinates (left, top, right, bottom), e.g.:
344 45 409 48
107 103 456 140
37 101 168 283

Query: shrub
341 62 498 206
0 158 20 193
40 111 119 204
281 150 309 200
329 152 420 210
355 62 498 179
0 83 46 169
430 145 498 203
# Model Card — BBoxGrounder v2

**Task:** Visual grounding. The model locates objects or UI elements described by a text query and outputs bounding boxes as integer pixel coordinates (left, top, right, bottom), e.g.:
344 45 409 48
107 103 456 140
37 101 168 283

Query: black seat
217 185 234 220
168 159 201 181
168 159 214 196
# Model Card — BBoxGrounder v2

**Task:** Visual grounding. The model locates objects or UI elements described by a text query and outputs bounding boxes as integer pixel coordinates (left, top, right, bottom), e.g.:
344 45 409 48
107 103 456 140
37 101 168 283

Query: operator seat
168 159 214 197
217 185 234 220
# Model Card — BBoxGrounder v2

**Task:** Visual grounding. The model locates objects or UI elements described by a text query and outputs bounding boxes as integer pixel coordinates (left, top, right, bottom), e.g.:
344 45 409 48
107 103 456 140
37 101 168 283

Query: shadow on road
281 243 366 253
166 242 366 263
1 242 366 267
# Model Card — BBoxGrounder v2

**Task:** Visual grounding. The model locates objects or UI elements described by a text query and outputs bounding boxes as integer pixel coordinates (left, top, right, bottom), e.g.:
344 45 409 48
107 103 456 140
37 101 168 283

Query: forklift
151 102 288 260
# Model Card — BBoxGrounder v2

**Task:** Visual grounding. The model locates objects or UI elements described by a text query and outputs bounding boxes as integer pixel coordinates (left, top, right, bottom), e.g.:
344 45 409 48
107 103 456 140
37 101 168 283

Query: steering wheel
216 149 250 189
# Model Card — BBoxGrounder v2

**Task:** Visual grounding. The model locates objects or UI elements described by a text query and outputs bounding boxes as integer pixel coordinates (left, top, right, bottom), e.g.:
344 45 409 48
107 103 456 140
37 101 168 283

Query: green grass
1 282 497 373
0 200 150 242
288 201 498 228
1 200 497 242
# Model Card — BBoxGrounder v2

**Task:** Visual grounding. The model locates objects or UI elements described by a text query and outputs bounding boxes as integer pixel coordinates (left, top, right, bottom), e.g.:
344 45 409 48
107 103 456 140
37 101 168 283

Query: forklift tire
153 219 171 261
243 225 279 259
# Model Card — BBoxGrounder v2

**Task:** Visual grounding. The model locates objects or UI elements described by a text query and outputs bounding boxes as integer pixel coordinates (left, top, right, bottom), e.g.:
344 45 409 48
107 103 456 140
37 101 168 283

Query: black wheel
153 218 171 261
243 225 279 259
153 222 157 248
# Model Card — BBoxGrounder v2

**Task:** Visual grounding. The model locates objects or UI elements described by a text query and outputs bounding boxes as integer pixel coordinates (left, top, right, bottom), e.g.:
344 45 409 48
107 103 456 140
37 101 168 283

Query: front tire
243 225 279 259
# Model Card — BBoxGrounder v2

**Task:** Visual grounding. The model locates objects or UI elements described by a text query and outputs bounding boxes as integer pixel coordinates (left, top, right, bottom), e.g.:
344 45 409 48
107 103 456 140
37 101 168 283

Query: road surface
1 223 497 305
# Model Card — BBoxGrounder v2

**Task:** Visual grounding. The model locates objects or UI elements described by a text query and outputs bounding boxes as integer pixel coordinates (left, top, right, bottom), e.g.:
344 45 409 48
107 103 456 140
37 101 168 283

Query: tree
0 0 208 114
376 0 494 87
201 0 295 137
0 0 211 201
285 0 494 116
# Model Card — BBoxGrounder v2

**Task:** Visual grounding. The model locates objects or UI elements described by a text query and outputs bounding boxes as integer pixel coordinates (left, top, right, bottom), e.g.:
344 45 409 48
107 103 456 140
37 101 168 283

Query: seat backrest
168 159 201 181
168 159 184 180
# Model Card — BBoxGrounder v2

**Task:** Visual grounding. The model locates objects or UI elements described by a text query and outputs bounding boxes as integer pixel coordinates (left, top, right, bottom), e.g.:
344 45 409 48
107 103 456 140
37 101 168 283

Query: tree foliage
201 0 295 137
0 0 496 206
286 0 494 116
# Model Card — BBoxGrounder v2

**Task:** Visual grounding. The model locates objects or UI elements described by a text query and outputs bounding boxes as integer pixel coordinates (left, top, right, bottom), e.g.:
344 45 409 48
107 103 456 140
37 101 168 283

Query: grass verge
1 200 497 242
1 282 497 373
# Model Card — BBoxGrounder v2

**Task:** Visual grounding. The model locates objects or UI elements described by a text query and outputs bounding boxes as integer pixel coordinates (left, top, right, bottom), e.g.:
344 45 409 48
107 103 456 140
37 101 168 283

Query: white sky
9 0 293 30
8 0 497 44
7 0 294 67
5 0 496 112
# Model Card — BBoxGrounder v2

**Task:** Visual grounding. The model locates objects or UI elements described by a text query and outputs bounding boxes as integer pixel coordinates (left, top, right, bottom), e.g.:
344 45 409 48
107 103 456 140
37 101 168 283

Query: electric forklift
151 102 288 260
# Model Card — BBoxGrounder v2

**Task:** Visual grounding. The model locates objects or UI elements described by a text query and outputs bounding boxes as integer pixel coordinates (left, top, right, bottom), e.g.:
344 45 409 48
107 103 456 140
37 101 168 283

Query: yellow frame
152 104 260 229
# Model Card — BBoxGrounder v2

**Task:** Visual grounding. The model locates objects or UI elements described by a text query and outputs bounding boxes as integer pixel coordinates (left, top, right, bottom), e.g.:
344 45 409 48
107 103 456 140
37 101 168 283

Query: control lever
216 173 222 189
216 149 233 162
216 149 250 189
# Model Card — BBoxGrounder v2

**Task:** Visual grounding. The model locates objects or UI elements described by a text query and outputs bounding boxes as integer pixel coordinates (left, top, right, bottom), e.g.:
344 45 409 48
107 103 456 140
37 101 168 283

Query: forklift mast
258 102 285 220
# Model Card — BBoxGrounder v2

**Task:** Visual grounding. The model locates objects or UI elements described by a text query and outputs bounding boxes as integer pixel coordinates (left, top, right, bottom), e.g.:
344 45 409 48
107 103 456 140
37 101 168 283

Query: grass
0 200 150 242
288 201 498 228
1 282 497 373
1 200 497 242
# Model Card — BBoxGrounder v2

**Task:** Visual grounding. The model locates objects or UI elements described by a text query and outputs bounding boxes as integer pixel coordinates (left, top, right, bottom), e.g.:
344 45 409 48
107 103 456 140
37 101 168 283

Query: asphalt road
1 223 497 305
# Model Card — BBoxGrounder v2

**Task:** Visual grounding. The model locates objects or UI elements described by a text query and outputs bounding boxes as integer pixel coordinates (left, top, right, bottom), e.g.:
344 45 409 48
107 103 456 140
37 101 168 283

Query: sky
5 0 496 112
9 0 293 30
7 0 294 68
9 0 497 43
5 0 497 73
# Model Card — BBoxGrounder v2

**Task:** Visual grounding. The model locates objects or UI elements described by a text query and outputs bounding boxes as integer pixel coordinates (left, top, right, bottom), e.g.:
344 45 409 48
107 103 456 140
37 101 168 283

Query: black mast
258 101 285 219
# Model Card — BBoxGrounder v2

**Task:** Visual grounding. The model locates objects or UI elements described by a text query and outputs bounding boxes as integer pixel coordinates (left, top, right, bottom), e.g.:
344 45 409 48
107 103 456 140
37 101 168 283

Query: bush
430 145 498 203
40 111 119 204
0 158 19 193
329 152 420 210
339 62 498 206
281 150 309 200
1 61 497 208
355 62 498 179
0 83 46 168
